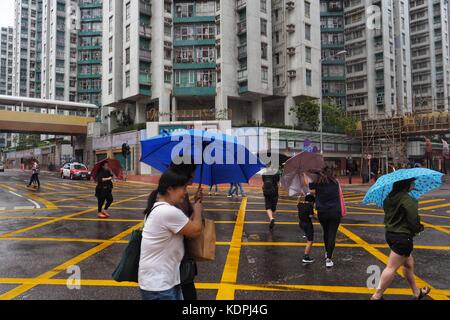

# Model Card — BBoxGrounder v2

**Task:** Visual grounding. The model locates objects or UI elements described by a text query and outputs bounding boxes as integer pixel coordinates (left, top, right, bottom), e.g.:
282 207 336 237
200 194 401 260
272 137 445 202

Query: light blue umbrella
362 168 444 207
140 129 265 186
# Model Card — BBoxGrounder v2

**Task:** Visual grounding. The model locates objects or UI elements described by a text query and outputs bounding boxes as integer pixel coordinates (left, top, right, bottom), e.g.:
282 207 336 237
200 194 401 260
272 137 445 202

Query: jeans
228 183 245 196
140 285 184 300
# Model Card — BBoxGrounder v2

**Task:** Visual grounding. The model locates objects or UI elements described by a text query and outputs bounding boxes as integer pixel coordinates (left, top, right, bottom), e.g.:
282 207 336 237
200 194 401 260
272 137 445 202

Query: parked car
0 162 4 172
60 162 91 180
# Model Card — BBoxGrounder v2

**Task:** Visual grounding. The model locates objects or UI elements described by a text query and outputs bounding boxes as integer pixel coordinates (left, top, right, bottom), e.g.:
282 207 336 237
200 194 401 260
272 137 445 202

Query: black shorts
264 195 278 211
300 220 314 242
386 232 413 257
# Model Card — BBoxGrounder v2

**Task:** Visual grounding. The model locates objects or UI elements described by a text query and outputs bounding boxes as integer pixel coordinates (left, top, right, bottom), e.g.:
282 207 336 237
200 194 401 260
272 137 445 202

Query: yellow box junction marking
216 197 247 300
338 225 449 300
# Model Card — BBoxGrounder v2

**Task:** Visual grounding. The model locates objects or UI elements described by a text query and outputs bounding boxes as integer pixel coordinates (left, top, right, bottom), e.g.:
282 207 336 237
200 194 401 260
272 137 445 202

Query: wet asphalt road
0 170 449 300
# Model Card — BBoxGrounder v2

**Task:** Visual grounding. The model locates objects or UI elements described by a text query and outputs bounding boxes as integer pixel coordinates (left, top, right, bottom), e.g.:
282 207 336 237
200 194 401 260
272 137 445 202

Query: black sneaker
302 256 315 264
269 219 275 230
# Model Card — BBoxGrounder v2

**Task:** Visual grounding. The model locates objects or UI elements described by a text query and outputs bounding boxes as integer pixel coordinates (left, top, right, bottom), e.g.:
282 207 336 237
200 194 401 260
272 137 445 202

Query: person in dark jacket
371 178 430 300
95 162 114 219
262 168 281 230
309 167 341 268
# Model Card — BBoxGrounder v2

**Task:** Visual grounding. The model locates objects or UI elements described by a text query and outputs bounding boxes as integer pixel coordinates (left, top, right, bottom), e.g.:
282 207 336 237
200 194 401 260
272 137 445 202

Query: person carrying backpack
262 168 280 230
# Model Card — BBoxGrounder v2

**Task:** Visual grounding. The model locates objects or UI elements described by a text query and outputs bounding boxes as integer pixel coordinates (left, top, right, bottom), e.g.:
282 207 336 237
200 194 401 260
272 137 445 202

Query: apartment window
261 66 268 82
305 23 311 40
109 58 113 73
261 42 268 60
125 71 130 87
261 19 267 36
108 79 113 94
260 0 267 13
109 37 113 53
305 1 310 18
305 47 311 63
164 72 172 83
126 2 131 20
306 69 312 86
109 16 113 33
126 25 130 42
125 48 130 65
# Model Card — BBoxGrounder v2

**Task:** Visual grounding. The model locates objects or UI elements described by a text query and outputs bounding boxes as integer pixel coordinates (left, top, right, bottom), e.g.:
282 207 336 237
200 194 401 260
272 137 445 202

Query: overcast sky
0 0 15 28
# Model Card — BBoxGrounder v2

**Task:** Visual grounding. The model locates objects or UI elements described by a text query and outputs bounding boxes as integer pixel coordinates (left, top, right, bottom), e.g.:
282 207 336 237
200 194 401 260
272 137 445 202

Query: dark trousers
28 173 40 187
318 212 341 259
181 282 197 300
97 191 113 213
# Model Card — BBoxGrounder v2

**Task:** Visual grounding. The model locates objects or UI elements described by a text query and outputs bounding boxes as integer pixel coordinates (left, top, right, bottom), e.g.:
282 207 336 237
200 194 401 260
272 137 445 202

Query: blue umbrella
140 129 265 186
362 168 444 207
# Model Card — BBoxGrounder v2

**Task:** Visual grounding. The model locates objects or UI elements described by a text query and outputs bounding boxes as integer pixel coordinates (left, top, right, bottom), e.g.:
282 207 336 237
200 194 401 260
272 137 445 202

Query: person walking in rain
262 167 280 230
95 162 114 219
27 160 40 189
309 167 342 268
371 178 430 300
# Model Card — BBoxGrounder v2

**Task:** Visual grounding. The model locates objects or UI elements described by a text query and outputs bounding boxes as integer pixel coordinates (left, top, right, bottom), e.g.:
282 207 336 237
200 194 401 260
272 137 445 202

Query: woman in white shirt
139 170 203 300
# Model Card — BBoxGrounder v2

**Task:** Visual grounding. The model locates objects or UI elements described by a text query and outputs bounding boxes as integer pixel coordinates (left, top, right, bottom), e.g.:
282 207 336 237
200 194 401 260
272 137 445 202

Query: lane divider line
216 197 247 300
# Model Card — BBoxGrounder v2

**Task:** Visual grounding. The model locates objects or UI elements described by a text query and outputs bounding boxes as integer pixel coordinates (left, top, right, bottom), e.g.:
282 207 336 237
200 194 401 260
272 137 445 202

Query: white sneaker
325 258 334 268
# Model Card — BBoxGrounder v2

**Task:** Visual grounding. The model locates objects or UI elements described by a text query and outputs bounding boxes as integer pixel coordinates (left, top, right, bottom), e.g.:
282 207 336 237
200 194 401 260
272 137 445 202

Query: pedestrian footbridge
0 95 98 135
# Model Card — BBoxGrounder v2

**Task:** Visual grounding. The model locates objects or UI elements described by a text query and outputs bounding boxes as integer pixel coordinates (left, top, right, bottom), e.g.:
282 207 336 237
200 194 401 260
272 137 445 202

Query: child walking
297 194 316 263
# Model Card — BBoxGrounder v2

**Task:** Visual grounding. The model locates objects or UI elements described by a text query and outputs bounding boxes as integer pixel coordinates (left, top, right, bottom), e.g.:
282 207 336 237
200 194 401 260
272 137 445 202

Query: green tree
289 99 320 130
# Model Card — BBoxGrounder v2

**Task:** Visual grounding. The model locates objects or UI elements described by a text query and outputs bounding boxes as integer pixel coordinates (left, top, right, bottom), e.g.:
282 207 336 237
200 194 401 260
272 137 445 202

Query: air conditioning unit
286 24 295 33
287 70 296 78
287 47 296 55
286 1 295 10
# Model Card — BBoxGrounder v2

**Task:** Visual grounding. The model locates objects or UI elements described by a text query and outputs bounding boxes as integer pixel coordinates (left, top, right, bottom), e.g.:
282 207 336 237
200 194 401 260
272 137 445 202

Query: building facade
12 0 43 98
101 0 323 131
409 0 450 113
0 27 14 96
320 0 346 108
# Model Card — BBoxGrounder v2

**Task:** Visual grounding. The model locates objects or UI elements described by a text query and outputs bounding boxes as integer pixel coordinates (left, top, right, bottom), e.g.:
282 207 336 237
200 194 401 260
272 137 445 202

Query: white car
60 162 91 180
0 162 4 172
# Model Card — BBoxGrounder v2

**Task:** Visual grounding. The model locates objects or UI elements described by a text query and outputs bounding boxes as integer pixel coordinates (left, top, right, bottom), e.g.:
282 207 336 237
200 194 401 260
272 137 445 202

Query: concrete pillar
284 95 296 126
251 98 263 123
215 89 229 120
159 92 171 122
171 96 177 121
135 102 146 124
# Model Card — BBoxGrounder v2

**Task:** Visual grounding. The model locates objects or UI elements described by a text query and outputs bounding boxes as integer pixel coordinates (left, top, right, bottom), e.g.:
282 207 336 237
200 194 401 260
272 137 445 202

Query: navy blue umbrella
140 129 265 186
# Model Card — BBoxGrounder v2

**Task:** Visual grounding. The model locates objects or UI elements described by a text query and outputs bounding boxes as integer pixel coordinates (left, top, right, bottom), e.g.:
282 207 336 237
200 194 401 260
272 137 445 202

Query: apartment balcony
237 21 247 34
140 1 152 16
173 84 216 97
236 0 246 11
374 61 384 70
139 25 152 38
139 73 151 85
375 79 384 87
374 42 383 53
139 49 152 62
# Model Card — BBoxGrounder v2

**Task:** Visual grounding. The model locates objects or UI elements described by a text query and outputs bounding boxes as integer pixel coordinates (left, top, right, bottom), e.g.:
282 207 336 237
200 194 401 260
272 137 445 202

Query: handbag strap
144 203 167 223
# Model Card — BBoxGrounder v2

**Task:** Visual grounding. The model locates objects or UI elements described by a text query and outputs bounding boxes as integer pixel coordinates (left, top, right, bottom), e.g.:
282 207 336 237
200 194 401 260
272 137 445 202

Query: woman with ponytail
138 170 203 300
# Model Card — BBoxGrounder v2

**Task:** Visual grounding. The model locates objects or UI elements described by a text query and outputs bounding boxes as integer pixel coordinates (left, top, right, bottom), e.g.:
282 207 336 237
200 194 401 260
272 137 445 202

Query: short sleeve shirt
138 202 190 291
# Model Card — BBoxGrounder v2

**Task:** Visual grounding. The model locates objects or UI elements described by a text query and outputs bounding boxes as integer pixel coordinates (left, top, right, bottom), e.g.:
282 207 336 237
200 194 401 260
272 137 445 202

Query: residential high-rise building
78 0 102 106
0 27 14 96
409 0 450 113
344 0 399 119
102 0 322 130
41 0 79 101
13 0 42 98
320 0 346 108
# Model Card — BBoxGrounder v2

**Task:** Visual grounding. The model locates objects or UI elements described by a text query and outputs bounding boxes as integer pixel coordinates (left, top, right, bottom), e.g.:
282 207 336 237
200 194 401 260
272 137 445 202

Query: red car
60 162 91 180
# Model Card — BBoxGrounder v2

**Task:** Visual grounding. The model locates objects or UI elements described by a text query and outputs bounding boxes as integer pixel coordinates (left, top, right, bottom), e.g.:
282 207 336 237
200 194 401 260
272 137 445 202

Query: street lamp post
318 50 347 154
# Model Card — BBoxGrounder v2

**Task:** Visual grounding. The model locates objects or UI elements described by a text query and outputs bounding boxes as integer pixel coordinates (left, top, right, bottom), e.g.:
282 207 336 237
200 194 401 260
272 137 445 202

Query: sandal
97 213 108 219
370 295 384 300
414 287 431 300
102 210 110 217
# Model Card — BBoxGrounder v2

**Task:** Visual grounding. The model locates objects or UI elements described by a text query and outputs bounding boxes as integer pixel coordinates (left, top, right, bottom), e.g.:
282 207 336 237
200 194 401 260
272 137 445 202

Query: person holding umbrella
309 167 342 268
95 162 114 219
